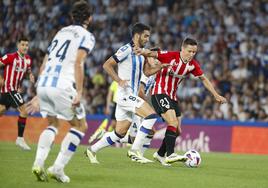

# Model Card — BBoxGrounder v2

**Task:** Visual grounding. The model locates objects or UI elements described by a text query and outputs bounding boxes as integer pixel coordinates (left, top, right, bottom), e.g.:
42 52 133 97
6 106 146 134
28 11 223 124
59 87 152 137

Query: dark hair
71 0 93 24
17 36 29 43
182 37 198 47
131 22 151 36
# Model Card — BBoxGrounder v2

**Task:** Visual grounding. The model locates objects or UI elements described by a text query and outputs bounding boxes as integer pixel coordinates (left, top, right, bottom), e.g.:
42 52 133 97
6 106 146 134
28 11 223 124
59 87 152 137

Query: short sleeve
78 32 96 54
0 54 11 65
112 44 131 63
157 51 178 63
140 74 148 85
190 60 203 77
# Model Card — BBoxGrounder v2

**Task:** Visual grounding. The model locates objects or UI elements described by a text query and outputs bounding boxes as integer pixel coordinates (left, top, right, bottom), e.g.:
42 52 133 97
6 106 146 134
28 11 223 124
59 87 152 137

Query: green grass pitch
0 141 268 188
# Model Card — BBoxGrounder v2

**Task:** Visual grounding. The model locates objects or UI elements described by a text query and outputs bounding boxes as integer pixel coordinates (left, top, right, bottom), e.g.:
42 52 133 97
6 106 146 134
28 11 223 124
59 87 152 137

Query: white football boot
16 137 31 150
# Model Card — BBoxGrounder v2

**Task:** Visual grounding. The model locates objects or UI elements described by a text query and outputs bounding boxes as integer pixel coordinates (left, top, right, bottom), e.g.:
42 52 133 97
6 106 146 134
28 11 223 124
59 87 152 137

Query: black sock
18 116 26 137
165 127 177 156
157 138 166 157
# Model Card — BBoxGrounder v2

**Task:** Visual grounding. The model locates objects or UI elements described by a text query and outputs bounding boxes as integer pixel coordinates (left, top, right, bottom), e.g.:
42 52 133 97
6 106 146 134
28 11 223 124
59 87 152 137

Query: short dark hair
71 0 93 24
17 36 29 43
131 23 151 36
182 37 198 47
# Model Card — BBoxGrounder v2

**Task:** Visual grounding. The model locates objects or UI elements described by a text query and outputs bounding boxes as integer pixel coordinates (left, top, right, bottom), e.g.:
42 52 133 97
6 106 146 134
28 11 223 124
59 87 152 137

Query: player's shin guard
91 130 123 153
131 114 157 151
140 134 153 155
157 138 166 157
18 116 26 137
53 128 85 170
165 126 177 156
34 126 58 167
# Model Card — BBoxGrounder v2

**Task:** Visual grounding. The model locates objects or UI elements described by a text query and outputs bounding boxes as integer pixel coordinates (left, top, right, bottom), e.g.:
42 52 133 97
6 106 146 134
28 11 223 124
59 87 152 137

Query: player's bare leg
15 104 31 150
86 120 131 164
48 116 87 183
0 105 6 116
32 116 59 182
128 102 157 163
157 110 187 164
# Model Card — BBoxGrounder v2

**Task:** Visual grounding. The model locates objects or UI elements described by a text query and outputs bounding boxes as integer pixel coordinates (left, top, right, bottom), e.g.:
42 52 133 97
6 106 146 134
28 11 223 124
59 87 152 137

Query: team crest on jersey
25 59 30 65
186 64 195 72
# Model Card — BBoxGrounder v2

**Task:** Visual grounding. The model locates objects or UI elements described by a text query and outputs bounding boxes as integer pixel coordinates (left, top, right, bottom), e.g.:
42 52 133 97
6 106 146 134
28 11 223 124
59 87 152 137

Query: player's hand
118 79 129 89
29 73 35 83
105 107 110 115
215 95 227 104
133 46 151 56
72 93 82 107
26 96 40 114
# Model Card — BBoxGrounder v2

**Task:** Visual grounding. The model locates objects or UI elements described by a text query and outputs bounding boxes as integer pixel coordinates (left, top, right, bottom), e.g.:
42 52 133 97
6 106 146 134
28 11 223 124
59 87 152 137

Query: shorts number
14 93 23 103
160 97 170 108
129 96 136 101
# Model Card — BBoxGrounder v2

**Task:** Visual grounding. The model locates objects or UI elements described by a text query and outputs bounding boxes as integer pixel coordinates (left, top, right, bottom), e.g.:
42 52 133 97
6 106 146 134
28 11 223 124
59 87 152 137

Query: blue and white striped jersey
113 42 145 96
140 74 155 96
37 25 95 89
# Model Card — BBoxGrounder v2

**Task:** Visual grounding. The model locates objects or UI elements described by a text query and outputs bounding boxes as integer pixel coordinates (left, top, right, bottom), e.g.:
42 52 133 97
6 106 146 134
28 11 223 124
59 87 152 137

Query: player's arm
39 54 48 75
105 87 113 115
0 56 7 87
138 82 147 101
73 49 88 106
199 74 227 104
143 57 169 76
134 47 158 58
103 56 128 88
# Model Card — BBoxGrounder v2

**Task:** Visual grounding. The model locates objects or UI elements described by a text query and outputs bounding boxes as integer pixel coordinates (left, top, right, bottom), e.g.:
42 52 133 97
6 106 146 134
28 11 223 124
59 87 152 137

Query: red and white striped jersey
151 51 203 101
0 52 32 93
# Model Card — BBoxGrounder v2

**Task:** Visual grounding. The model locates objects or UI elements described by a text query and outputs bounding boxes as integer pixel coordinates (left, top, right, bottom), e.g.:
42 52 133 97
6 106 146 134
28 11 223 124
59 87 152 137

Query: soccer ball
184 150 201 168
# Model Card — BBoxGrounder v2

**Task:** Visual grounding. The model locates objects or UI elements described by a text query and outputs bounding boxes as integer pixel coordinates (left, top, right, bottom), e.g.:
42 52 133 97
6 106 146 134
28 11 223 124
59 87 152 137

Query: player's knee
166 119 179 128
80 121 88 133
115 126 128 137
19 112 28 118
0 105 6 116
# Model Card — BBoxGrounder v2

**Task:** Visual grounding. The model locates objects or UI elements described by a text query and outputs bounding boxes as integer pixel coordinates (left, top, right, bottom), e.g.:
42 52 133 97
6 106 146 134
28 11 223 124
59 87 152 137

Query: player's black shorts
0 91 25 109
110 103 117 120
151 94 181 117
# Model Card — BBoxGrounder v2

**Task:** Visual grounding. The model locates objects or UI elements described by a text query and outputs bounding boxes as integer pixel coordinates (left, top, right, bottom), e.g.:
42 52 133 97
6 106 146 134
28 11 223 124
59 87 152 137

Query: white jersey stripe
170 60 183 99
9 59 16 91
4 65 9 92
14 58 22 91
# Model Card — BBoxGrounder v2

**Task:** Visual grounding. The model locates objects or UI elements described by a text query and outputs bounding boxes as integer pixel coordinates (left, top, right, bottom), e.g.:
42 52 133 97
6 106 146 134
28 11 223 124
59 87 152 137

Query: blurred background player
88 80 118 144
135 37 227 166
85 23 167 164
0 36 34 150
32 0 95 183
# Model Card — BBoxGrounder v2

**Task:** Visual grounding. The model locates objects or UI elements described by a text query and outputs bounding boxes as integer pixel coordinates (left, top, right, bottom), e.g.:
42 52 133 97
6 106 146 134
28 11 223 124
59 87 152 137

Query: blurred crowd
1 0 268 122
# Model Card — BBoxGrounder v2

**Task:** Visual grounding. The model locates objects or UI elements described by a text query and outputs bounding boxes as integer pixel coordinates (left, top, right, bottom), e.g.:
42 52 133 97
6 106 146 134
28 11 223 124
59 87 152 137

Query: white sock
140 135 153 155
91 131 122 153
53 128 85 170
131 114 157 151
119 134 129 143
34 126 58 167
